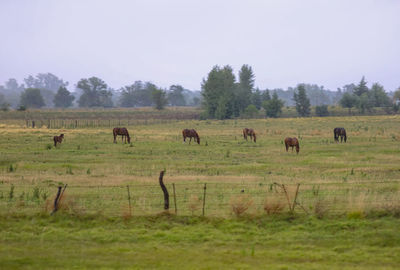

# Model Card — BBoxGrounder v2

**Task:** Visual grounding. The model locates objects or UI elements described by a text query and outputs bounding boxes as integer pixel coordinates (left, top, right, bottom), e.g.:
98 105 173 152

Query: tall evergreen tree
354 76 369 96
293 84 311 117
201 65 236 119
236 65 255 115
53 86 75 108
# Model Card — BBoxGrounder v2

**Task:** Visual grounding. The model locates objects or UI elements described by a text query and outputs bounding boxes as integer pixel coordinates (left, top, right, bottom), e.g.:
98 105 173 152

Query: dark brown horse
53 134 64 147
334 127 347 143
182 129 200 144
113 127 131 143
243 128 256 142
284 137 299 154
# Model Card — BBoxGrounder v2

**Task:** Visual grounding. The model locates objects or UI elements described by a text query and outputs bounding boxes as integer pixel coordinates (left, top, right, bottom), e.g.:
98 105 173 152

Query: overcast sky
0 0 399 91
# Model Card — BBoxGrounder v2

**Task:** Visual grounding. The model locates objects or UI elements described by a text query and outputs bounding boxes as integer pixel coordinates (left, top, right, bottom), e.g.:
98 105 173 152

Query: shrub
230 194 253 217
263 195 285 215
315 105 329 117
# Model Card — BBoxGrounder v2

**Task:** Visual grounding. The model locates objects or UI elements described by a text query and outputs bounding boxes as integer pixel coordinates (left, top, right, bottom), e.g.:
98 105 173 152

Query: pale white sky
0 0 399 91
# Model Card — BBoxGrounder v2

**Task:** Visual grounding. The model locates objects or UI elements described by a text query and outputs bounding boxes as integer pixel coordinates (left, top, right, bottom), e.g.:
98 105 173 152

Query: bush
315 105 329 117
241 104 259 118
230 194 253 217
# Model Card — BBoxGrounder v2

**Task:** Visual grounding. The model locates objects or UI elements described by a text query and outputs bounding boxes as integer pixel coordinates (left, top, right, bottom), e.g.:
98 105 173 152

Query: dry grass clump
314 198 329 219
187 195 202 215
44 194 83 216
263 195 285 215
230 194 253 217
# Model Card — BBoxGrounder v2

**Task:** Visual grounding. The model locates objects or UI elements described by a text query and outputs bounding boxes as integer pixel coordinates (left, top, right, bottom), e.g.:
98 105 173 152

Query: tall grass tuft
230 194 253 217
263 195 285 215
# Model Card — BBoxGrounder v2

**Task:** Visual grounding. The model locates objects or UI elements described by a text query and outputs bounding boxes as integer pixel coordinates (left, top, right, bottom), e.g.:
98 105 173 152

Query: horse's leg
183 136 186 144
189 137 192 145
285 143 288 152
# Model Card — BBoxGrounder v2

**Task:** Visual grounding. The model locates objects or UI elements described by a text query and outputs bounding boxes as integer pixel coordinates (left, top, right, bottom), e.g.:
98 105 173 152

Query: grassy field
0 114 400 268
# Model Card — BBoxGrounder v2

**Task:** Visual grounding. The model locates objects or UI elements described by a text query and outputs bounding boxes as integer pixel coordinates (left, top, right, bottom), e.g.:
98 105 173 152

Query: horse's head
197 135 200 144
60 134 64 138
127 135 131 143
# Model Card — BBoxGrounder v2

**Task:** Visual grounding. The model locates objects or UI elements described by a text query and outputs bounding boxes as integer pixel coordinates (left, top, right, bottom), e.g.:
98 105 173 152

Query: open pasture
0 115 399 217
1 115 400 269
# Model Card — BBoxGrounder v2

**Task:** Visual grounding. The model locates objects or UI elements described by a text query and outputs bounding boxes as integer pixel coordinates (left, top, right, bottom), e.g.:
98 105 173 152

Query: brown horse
284 137 299 154
113 127 131 143
53 134 64 147
182 129 200 144
243 128 256 142
334 127 347 143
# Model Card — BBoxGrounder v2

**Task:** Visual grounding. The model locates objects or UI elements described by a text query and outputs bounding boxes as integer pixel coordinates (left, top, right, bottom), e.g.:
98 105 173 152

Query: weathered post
172 183 177 214
159 170 169 210
202 183 207 216
291 184 301 212
127 185 132 216
51 184 68 215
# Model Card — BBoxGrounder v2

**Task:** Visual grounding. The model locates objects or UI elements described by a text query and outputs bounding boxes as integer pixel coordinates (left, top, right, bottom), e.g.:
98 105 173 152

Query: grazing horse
243 128 256 142
334 127 347 143
113 127 131 144
284 137 300 154
53 134 64 147
182 129 200 144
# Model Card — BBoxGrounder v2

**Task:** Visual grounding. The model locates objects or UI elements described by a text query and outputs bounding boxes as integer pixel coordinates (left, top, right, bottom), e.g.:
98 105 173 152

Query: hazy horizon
1 0 399 92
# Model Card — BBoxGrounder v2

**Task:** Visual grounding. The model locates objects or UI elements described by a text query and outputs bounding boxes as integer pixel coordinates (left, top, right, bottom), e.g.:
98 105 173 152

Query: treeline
1 69 399 118
201 65 400 119
0 73 201 110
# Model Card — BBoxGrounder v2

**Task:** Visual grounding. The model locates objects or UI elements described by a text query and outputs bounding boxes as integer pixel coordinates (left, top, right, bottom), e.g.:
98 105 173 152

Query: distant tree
77 77 113 107
339 92 358 114
353 76 369 97
262 89 271 102
119 81 155 107
152 88 168 110
24 73 68 92
393 87 400 104
235 64 255 115
262 91 284 118
53 86 75 108
293 84 311 117
192 97 201 107
250 88 262 109
370 83 391 107
315 105 329 117
201 65 236 119
20 88 45 108
242 104 259 118
168 85 186 106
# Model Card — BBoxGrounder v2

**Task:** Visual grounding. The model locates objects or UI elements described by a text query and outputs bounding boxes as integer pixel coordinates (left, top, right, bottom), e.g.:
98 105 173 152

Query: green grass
0 214 399 269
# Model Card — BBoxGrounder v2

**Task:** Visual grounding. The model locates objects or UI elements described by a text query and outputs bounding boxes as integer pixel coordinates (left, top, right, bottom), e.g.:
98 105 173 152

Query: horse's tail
243 129 246 139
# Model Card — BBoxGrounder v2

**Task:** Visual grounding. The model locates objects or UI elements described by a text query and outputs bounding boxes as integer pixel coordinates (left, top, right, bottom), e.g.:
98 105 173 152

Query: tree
353 76 369 96
201 65 236 119
152 88 168 110
261 89 271 102
393 87 400 104
370 83 390 107
24 73 68 92
315 105 329 117
242 104 259 118
339 93 358 114
235 65 255 115
20 88 45 108
250 88 262 109
53 86 75 108
77 77 113 107
167 85 186 106
262 92 284 118
293 84 311 117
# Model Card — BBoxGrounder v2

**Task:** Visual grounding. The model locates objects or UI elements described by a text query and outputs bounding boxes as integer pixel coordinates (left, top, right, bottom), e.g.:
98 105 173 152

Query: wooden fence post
172 183 177 214
51 184 67 215
291 184 301 212
159 170 169 210
202 183 207 216
127 185 132 216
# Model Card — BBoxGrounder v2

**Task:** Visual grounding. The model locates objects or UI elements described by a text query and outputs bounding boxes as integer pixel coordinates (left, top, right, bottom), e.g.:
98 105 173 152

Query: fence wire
0 181 399 217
